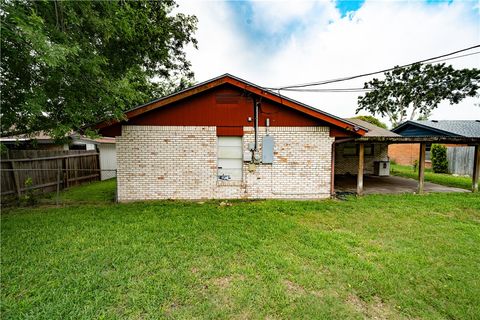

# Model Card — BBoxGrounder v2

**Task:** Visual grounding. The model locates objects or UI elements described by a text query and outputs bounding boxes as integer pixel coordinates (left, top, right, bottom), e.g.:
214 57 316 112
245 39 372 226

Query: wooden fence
1 150 100 197
447 146 474 177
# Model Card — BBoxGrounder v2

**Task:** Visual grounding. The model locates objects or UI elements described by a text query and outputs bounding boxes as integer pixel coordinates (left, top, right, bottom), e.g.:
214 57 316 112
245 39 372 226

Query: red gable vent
215 93 240 104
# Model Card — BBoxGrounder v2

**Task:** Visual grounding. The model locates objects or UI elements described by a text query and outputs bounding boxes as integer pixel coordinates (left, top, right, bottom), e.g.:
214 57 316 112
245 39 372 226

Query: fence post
96 152 101 181
56 167 61 206
418 143 426 194
62 157 68 189
473 145 479 193
115 169 118 203
10 160 21 198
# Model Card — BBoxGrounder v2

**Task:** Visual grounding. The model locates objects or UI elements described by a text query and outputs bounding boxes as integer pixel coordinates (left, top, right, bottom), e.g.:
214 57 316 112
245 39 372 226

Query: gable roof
346 118 400 137
392 120 480 138
95 74 367 136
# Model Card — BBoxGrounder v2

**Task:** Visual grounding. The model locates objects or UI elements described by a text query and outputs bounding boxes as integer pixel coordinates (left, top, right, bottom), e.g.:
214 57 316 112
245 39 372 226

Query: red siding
99 84 356 137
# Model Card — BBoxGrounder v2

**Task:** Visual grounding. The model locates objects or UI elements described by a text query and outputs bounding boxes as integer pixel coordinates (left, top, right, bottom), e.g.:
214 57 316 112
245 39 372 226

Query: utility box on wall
262 135 274 164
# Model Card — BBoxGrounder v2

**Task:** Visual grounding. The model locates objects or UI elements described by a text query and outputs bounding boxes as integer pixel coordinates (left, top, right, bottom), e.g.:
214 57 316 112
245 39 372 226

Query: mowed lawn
391 163 473 190
1 184 480 319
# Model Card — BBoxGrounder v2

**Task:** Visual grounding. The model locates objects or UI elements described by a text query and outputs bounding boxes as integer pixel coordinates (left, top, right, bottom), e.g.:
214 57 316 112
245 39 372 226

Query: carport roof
355 136 480 144
346 118 400 137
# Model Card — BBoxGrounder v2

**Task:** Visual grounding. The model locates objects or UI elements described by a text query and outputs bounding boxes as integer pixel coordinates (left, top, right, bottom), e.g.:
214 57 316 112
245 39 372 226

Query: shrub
21 177 37 206
431 144 448 173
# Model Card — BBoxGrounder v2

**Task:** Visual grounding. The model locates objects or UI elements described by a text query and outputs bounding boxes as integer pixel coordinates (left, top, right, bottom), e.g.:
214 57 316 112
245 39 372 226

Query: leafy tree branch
356 63 480 128
1 0 198 139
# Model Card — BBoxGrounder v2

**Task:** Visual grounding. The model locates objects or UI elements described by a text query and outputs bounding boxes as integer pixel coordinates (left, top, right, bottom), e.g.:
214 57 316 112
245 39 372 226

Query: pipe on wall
254 99 259 151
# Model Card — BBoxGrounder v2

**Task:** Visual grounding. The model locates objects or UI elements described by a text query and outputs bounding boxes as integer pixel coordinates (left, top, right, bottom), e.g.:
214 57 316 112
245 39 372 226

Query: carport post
473 144 479 193
331 142 336 196
417 142 426 194
357 143 364 196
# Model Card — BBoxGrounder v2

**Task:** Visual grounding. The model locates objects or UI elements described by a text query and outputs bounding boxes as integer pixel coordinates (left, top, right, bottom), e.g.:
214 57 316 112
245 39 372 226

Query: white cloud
177 0 480 126
248 1 335 34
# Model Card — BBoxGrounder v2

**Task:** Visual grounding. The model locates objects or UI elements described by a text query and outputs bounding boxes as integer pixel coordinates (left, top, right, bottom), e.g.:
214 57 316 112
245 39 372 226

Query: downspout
253 97 259 151
331 141 335 197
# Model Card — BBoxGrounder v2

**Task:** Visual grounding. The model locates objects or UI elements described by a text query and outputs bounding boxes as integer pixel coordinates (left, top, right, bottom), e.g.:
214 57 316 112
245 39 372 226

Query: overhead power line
279 51 480 93
423 51 480 64
266 44 480 91
279 87 373 92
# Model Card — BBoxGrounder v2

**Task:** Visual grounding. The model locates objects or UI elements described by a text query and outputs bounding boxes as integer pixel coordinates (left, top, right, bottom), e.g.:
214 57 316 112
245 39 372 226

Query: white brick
117 126 334 201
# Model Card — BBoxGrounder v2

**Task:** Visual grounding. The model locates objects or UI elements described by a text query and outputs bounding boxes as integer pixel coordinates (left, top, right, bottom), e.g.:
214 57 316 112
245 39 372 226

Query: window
69 144 87 150
342 144 374 156
343 144 357 156
217 137 242 181
364 144 374 156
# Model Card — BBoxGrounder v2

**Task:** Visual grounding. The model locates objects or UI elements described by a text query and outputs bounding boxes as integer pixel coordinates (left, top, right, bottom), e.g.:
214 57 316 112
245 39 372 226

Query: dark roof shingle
397 120 480 137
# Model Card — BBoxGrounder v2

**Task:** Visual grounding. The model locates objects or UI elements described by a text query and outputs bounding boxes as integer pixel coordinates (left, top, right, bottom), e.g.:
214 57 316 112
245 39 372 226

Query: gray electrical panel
262 135 274 164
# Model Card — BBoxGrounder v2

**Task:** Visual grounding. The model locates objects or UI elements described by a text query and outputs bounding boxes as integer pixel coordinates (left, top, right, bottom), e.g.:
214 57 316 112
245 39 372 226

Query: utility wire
421 50 480 64
278 51 480 93
280 87 373 92
265 44 480 90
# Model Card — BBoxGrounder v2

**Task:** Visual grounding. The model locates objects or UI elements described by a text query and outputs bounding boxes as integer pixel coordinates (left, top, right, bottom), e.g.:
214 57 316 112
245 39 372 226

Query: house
389 120 480 167
96 75 480 199
2 131 98 151
97 74 375 201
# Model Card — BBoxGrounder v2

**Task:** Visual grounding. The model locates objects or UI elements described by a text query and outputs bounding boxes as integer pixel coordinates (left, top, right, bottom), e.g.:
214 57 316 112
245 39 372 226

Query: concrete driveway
334 175 469 195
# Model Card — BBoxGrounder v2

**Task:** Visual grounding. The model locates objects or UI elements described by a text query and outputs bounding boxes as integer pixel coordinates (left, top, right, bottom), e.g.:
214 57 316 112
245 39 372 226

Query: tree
356 63 480 128
351 115 388 129
1 0 197 139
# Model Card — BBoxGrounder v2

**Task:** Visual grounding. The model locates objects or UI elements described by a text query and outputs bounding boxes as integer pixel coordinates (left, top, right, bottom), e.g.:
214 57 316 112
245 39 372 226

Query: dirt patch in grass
210 274 246 289
163 300 184 318
347 293 402 320
283 279 307 295
212 276 233 289
283 279 334 298
190 267 199 274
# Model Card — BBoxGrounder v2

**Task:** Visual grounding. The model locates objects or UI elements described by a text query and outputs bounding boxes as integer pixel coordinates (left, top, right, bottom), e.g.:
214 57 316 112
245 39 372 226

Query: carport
334 136 480 195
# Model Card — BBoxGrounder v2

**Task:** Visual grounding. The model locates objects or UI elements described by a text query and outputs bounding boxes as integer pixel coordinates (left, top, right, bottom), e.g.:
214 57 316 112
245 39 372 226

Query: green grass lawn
2 184 480 319
391 163 473 190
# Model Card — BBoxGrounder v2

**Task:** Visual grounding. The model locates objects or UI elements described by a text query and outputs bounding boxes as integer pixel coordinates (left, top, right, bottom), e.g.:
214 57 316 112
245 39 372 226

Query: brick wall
388 143 418 166
335 143 389 175
116 126 334 201
388 143 432 168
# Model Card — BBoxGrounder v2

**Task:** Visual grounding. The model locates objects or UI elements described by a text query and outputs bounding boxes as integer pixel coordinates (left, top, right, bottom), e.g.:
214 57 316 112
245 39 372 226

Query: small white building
96 137 117 180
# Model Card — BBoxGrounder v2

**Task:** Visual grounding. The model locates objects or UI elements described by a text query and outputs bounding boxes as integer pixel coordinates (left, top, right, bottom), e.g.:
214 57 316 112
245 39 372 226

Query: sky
176 0 480 127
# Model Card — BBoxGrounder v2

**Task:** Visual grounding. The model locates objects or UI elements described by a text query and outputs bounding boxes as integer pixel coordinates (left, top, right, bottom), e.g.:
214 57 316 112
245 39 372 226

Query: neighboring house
335 118 400 176
96 74 369 201
389 120 480 167
1 132 97 151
